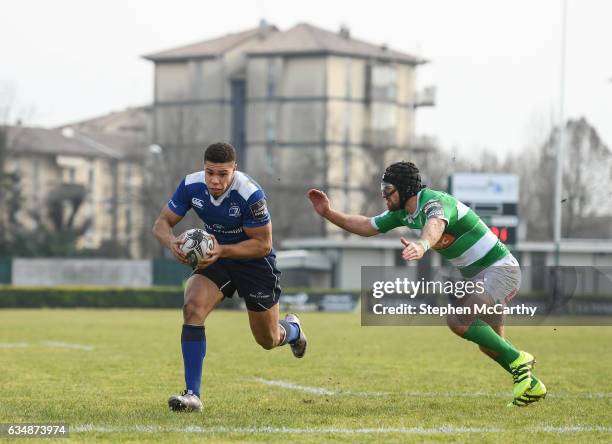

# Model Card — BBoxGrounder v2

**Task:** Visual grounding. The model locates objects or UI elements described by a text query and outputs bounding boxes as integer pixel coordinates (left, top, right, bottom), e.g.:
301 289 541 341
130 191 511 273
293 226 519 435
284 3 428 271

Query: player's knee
447 322 468 337
182 301 205 322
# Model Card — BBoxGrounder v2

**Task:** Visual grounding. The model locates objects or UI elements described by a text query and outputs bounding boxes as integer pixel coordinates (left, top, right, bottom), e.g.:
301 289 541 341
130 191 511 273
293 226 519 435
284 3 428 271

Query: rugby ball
180 229 215 267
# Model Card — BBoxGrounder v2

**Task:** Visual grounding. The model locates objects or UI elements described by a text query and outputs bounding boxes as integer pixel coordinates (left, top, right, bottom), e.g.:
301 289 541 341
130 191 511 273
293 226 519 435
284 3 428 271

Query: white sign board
451 173 519 204
12 259 153 287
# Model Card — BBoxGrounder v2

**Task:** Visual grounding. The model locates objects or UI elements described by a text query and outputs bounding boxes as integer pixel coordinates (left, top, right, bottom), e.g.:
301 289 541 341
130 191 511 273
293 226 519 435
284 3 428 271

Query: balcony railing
414 86 436 107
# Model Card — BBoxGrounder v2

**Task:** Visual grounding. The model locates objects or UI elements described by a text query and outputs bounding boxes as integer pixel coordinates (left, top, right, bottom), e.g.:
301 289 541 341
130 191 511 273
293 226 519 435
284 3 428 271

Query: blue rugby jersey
168 171 271 245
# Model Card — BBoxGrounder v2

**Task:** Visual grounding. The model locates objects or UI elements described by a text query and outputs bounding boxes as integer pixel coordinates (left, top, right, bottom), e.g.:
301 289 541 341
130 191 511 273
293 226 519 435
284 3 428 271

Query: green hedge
5 286 604 310
0 286 353 308
0 286 185 308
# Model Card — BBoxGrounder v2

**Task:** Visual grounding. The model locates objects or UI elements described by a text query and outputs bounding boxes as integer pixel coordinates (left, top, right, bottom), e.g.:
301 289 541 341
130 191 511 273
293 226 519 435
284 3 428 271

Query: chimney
380 43 388 51
339 24 350 39
258 18 271 39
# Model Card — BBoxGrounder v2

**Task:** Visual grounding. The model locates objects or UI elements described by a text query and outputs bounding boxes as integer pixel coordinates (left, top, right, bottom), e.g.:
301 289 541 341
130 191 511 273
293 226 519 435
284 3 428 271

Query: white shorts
470 254 522 305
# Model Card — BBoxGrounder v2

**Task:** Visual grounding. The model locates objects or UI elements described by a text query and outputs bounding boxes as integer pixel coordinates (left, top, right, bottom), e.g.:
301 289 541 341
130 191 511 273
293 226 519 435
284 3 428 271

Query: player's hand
196 235 223 269
170 236 189 264
307 189 331 217
400 237 425 261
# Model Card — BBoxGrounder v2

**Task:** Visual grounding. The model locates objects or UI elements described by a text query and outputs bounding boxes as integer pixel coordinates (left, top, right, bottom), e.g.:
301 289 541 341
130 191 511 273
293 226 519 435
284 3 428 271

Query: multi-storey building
1 107 149 257
144 22 433 241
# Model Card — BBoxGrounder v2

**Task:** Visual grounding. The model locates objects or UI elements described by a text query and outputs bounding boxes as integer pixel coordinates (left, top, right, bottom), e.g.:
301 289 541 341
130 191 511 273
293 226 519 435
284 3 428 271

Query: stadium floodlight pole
148 144 163 155
61 127 122 245
553 0 567 268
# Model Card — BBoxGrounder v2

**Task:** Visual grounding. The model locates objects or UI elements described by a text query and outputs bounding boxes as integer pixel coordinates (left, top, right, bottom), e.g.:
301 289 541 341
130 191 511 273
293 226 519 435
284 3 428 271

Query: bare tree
258 144 326 243
0 85 28 249
508 117 612 240
141 102 221 257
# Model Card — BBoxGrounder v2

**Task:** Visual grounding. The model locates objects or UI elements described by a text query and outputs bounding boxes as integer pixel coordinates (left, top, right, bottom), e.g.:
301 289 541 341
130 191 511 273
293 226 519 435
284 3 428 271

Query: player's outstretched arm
152 206 189 264
307 189 378 237
400 217 446 261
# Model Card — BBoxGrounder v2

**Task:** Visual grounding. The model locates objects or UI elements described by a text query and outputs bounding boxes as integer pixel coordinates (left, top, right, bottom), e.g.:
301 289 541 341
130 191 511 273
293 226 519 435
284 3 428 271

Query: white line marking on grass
254 378 503 398
539 426 612 433
254 378 612 400
73 425 502 434
40 341 94 351
0 341 93 351
254 378 336 395
564 393 612 399
71 425 612 434
254 378 392 396
0 342 30 348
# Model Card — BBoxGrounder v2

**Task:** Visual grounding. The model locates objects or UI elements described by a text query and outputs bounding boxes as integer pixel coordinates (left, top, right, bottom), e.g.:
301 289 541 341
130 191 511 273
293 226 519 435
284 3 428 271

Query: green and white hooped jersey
371 188 509 277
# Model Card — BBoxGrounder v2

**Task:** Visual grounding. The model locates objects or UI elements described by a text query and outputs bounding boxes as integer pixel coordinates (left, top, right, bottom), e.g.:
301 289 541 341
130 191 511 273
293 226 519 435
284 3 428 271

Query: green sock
494 338 514 373
463 319 520 365
502 338 539 387
501 337 540 386
493 354 512 373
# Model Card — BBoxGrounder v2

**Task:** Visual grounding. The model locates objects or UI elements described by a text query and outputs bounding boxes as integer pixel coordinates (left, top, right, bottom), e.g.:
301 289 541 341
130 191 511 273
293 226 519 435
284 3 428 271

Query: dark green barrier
0 286 184 308
0 257 11 284
153 258 192 286
0 286 356 309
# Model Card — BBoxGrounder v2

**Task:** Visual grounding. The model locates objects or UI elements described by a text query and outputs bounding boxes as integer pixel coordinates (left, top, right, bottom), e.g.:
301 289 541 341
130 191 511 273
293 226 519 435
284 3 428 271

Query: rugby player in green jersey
308 161 546 407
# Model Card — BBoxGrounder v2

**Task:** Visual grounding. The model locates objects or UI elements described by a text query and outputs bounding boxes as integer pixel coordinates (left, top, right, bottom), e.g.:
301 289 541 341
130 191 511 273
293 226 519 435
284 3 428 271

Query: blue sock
181 324 206 397
279 320 300 345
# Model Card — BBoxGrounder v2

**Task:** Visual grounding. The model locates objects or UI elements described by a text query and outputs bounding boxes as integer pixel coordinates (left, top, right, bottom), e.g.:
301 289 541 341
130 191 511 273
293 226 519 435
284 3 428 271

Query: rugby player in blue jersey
153 142 307 412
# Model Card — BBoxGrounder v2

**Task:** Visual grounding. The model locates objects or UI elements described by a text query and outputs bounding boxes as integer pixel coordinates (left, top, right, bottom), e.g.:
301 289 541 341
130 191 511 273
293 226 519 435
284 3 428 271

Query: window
371 64 397 101
32 158 40 203
62 166 76 183
265 107 276 143
266 58 276 98
368 64 398 141
124 163 133 199
191 61 205 97
125 207 132 239
345 57 352 99
88 165 95 190
265 145 275 177
371 103 397 130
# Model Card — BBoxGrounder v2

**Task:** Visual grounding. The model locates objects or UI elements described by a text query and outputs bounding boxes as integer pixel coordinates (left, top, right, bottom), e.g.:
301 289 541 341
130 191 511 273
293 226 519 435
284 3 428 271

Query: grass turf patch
0 309 610 443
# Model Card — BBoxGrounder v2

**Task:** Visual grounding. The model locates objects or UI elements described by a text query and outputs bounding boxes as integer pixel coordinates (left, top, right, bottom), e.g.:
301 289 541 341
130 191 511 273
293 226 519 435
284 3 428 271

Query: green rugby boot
509 351 535 399
507 379 547 407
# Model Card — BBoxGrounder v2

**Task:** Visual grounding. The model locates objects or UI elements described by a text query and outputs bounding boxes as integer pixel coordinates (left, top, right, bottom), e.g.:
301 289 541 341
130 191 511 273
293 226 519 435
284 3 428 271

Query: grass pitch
0 308 611 443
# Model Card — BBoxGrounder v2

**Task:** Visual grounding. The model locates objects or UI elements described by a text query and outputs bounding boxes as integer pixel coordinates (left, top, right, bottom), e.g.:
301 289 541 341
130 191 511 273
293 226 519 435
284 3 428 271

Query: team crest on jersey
191 197 204 209
229 205 241 217
433 233 456 250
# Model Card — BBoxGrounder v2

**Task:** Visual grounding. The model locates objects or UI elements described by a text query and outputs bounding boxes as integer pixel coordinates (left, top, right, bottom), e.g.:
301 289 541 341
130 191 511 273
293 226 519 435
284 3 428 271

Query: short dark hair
204 142 236 163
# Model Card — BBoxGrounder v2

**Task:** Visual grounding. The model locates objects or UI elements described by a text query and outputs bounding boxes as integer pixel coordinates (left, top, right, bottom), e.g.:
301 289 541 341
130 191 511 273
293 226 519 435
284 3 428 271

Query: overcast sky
1 0 611 158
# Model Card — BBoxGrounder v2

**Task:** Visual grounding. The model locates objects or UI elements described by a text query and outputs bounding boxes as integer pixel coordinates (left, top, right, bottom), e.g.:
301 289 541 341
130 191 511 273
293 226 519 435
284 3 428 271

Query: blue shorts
191 254 281 312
